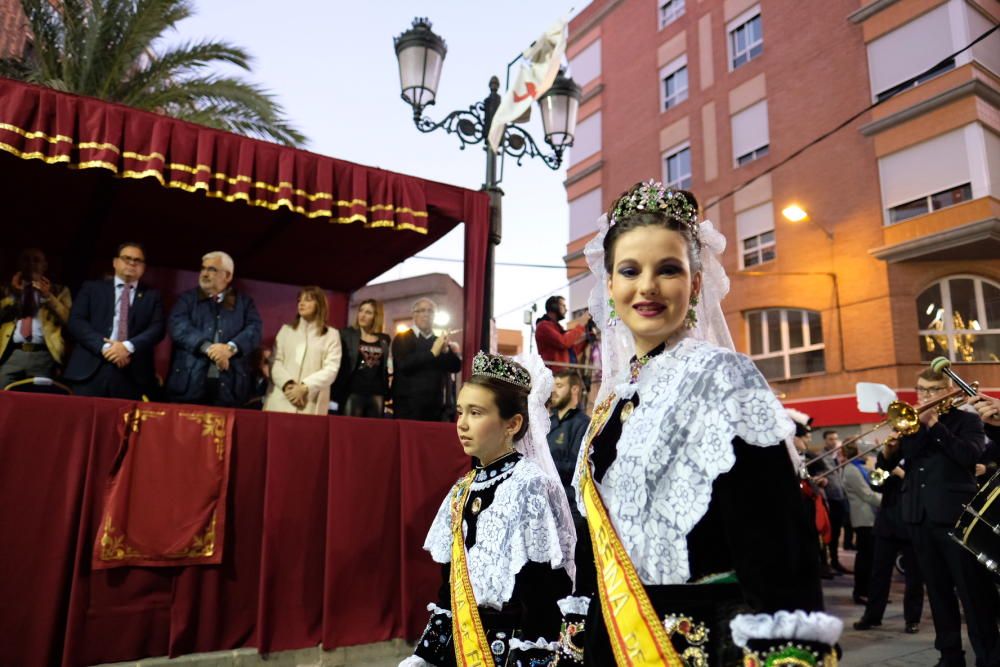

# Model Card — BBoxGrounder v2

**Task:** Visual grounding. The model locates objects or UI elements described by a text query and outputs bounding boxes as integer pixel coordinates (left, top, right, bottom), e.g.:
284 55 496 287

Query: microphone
930 357 977 397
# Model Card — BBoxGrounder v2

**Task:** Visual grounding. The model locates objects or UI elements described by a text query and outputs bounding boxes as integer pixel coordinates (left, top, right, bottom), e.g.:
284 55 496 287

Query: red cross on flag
487 19 567 153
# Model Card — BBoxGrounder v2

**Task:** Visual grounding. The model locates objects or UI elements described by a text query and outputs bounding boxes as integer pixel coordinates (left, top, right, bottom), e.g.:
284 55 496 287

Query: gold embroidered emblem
470 497 483 515
620 401 635 424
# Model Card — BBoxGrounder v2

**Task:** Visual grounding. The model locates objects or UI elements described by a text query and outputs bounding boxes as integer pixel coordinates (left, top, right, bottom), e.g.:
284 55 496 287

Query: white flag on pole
487 19 567 153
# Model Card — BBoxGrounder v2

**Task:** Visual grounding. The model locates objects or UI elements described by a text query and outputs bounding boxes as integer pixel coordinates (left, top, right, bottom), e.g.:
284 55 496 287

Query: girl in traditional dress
561 181 842 666
400 352 576 667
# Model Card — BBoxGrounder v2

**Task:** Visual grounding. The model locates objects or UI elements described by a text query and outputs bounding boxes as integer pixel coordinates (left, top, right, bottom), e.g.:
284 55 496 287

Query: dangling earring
607 297 619 327
685 294 699 329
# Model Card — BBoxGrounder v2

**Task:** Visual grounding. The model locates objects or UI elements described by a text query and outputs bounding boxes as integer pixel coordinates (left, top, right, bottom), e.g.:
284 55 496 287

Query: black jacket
390 329 461 419
166 287 262 407
884 408 985 525
331 327 390 403
64 279 165 388
547 408 590 508
872 452 908 540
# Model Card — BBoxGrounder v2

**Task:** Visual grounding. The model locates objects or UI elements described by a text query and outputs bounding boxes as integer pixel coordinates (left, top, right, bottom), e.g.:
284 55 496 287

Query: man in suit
883 369 999 667
391 298 461 421
0 248 72 388
64 242 165 399
166 251 262 407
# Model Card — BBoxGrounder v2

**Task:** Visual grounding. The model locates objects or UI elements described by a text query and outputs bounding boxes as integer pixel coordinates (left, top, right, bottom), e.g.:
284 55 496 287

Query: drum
951 469 1000 577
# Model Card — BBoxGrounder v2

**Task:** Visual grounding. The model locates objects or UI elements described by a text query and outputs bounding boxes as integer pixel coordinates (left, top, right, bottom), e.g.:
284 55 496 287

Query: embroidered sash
449 471 494 667
578 395 684 667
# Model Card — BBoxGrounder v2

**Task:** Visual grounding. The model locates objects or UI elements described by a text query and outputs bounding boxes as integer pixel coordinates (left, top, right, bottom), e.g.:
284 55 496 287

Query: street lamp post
394 18 581 351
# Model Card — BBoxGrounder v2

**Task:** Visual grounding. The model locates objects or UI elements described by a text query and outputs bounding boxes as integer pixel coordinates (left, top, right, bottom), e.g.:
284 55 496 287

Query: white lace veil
584 213 735 405
512 351 561 482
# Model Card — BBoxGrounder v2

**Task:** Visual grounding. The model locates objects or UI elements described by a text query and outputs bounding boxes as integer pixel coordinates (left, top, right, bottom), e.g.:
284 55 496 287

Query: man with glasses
166 251 261 407
390 297 461 421
65 242 165 399
882 369 998 667
0 248 72 388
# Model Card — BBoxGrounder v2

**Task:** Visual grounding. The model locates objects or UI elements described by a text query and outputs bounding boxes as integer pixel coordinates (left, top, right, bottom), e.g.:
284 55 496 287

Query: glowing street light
434 310 451 328
782 204 809 222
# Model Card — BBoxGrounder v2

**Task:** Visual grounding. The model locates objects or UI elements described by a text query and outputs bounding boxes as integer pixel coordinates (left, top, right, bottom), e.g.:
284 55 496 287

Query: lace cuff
730 611 843 647
397 657 431 667
508 638 559 667
557 595 590 617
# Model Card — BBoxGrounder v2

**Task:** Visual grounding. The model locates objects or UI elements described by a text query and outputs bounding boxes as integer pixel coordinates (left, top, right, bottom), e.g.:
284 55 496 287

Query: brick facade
565 0 1000 425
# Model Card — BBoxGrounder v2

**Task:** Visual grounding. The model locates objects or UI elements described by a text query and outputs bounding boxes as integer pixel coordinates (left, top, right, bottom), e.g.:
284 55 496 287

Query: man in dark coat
65 242 165 399
854 451 924 633
391 298 460 421
166 251 262 407
883 369 998 667
547 369 590 520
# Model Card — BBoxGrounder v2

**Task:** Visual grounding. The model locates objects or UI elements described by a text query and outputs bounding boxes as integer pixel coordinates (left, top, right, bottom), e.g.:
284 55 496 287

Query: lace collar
471 452 521 490
574 338 794 585
424 458 576 610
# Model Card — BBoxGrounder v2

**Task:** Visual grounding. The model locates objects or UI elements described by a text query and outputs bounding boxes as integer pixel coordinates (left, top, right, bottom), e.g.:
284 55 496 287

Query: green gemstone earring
607 297 619 326
685 294 699 329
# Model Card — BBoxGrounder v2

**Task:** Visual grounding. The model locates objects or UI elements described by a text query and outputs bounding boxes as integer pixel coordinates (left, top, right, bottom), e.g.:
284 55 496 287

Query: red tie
19 315 32 339
116 284 132 341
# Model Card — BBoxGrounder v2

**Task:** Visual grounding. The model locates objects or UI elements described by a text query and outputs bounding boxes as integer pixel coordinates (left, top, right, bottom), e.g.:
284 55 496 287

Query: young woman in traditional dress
560 181 842 666
400 352 576 667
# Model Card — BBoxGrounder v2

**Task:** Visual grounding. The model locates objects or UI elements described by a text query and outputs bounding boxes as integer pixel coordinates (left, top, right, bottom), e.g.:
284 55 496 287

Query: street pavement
829 548 980 666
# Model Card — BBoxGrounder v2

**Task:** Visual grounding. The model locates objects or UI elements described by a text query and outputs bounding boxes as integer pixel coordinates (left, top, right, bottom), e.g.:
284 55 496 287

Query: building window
660 0 685 28
662 66 688 110
888 183 972 224
729 10 763 70
736 201 776 268
917 276 1000 363
731 100 769 167
736 145 769 166
663 145 692 190
742 230 775 267
747 309 825 381
866 4 957 102
875 58 955 102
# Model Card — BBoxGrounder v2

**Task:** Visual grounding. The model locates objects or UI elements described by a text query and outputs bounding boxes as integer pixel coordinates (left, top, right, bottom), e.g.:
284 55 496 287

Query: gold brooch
470 497 483 515
620 401 635 424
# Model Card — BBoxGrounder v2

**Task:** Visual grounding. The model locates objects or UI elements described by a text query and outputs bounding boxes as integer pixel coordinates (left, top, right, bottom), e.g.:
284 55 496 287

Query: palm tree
0 0 306 146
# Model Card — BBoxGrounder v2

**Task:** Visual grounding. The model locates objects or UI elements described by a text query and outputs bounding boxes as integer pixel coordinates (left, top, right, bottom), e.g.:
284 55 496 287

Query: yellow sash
449 472 494 667
578 395 684 667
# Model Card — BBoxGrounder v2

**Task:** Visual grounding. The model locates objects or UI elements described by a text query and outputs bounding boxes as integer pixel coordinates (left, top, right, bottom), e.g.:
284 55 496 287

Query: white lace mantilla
424 458 576 610
572 337 794 586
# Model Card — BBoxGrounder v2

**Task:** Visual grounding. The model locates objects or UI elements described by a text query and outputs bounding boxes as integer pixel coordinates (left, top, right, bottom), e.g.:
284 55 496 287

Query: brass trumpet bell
870 468 890 487
886 400 919 438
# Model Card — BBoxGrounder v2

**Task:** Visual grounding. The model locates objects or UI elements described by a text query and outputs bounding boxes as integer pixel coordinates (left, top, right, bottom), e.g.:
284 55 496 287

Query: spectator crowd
0 244 462 422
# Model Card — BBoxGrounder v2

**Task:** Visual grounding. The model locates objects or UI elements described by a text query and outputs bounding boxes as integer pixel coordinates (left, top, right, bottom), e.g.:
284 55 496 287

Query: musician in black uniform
882 369 999 667
853 451 924 634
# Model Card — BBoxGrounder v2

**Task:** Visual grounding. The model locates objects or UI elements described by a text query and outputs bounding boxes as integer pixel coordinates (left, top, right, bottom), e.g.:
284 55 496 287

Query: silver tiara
472 352 531 390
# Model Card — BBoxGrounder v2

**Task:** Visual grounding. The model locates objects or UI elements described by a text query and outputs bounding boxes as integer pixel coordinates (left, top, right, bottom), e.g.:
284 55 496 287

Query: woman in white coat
264 286 342 415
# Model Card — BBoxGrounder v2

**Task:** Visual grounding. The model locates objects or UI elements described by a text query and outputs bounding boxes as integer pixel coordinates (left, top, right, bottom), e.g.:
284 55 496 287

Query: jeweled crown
472 352 531 390
609 179 699 238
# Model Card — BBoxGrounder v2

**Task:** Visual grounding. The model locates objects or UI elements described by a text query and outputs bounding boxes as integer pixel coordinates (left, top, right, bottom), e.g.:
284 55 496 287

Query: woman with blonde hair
264 286 342 415
332 298 390 417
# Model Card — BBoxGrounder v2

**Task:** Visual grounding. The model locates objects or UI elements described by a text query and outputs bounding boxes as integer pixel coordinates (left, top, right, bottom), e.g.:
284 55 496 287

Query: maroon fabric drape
461 189 491 369
93 405 234 569
0 393 468 667
0 78 429 231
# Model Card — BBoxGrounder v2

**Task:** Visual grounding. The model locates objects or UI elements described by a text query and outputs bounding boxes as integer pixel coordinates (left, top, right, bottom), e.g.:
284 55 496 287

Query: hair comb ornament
609 179 700 239
472 352 532 390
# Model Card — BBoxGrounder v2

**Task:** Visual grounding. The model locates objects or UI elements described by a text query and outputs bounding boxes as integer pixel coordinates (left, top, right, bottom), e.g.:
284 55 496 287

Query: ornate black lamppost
394 18 581 350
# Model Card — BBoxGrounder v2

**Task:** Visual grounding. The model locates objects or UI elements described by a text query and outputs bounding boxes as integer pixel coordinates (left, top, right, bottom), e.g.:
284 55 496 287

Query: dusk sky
173 1 585 338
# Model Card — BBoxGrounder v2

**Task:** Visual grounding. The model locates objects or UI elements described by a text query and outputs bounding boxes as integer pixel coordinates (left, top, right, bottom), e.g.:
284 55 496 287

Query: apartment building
564 0 999 425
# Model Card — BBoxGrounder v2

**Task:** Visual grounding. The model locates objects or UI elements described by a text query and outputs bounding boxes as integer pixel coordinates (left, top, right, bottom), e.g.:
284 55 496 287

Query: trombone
809 382 976 482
